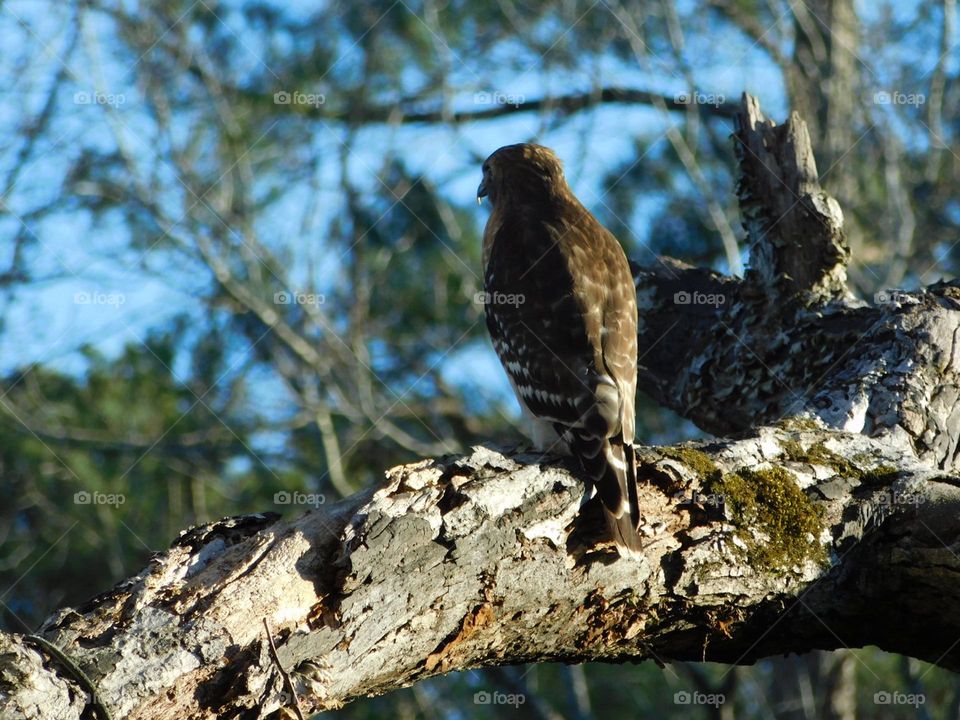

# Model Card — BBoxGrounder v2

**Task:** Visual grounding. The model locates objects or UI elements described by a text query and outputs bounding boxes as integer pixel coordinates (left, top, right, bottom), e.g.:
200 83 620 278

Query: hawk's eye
482 161 490 174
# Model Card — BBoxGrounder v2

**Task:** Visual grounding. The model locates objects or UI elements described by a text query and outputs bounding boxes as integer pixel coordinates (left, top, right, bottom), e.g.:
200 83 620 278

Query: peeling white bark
3 432 957 719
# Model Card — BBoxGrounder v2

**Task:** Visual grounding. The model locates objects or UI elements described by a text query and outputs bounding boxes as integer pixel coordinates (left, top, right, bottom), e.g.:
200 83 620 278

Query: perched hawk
477 143 641 554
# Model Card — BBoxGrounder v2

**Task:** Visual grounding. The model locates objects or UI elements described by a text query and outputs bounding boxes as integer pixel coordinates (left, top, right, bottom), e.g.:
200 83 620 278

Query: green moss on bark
704 466 827 570
775 417 822 432
782 441 900 487
659 447 721 482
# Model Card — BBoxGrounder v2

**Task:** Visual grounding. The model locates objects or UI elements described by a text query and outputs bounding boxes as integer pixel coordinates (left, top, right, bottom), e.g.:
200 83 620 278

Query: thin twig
263 618 306 720
25 634 113 720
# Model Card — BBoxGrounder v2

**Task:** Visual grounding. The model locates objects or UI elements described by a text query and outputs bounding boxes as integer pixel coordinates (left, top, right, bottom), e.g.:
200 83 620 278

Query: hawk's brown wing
484 214 594 430
484 205 640 550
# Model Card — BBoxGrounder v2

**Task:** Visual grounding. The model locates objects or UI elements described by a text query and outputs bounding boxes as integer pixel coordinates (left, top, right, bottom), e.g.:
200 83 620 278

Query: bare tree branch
235 85 742 125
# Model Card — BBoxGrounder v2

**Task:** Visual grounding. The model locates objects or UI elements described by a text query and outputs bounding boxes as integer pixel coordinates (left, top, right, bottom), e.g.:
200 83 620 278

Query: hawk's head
477 143 569 209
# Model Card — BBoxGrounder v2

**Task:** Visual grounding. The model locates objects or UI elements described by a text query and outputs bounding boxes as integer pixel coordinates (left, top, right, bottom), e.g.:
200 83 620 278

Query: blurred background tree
1 0 957 716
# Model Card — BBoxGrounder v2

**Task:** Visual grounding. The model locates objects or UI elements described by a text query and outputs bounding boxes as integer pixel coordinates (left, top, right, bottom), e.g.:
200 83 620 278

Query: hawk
477 143 642 554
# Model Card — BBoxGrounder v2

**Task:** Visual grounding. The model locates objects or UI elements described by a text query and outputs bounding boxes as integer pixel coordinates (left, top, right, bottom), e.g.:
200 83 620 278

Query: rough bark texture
637 95 960 471
3 94 960 719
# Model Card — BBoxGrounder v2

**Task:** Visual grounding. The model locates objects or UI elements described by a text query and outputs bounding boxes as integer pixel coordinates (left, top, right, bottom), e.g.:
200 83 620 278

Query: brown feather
479 143 641 555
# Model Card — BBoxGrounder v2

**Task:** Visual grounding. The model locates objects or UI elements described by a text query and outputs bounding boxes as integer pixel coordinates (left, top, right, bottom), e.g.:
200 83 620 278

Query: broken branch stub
734 92 850 302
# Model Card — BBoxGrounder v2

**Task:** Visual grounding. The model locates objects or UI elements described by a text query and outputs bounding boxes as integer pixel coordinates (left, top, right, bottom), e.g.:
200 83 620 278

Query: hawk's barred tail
565 430 643 555
609 440 642 556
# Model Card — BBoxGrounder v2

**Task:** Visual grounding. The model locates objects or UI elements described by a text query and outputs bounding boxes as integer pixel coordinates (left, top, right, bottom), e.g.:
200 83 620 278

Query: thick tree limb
3 94 960 718
637 95 960 471
1 433 957 718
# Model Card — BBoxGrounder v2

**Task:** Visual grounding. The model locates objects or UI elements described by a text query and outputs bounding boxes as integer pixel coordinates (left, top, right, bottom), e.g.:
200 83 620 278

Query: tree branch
1 432 956 718
733 93 850 301
243 85 741 125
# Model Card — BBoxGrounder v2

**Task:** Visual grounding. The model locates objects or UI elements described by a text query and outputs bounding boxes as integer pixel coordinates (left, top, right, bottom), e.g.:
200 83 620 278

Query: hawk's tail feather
562 428 643 555
624 440 640 530
606 505 644 556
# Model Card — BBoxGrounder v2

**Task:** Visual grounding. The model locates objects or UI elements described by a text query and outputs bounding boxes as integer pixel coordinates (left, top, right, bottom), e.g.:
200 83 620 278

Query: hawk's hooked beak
477 178 488 205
